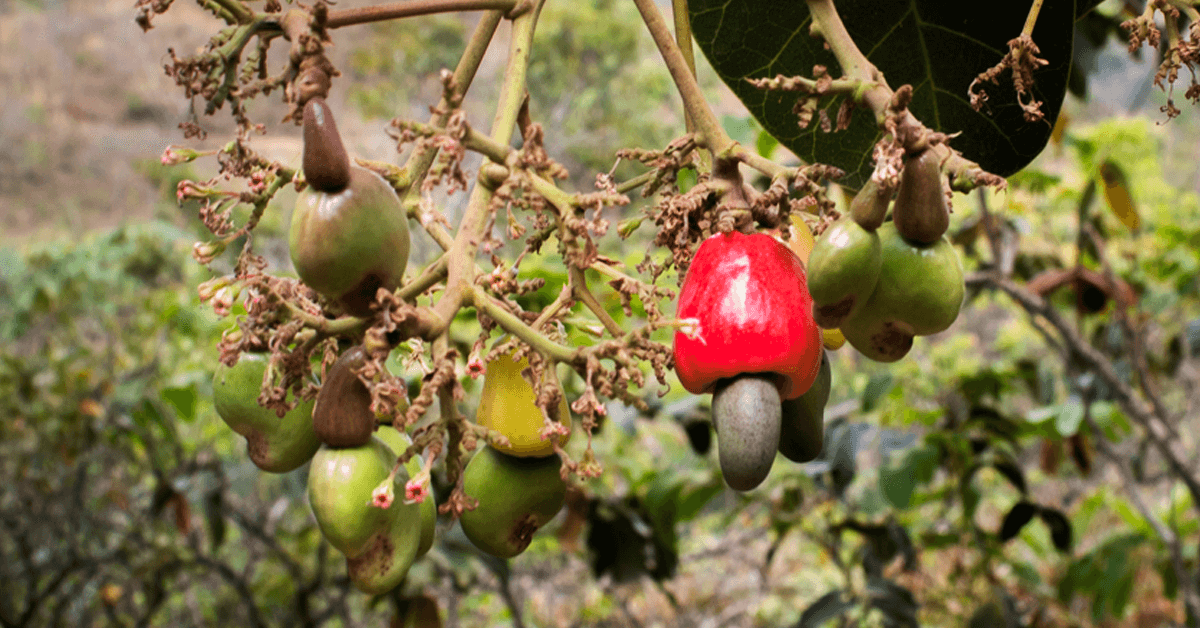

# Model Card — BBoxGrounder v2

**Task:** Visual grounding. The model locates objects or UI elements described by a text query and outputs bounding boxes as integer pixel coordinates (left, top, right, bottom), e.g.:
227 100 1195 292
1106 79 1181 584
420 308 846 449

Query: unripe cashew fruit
346 496 422 595
290 98 411 317
312 345 376 448
848 175 891 232
307 438 415 559
459 445 566 558
841 222 964 362
375 425 436 559
778 349 831 463
476 351 571 458
212 352 319 473
673 231 822 491
892 148 951 245
807 217 882 328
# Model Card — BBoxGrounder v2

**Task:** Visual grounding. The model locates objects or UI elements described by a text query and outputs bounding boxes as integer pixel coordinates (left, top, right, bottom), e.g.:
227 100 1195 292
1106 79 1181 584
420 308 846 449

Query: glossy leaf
1039 506 1073 552
866 576 919 628
999 501 1038 542
798 589 855 628
689 0 1074 187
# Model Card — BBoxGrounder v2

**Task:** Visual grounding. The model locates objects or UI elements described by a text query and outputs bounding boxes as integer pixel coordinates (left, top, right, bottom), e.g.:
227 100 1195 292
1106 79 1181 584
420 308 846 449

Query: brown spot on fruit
870 322 913 362
245 429 271 468
814 298 854 329
508 514 539 554
348 532 395 580
338 273 385 318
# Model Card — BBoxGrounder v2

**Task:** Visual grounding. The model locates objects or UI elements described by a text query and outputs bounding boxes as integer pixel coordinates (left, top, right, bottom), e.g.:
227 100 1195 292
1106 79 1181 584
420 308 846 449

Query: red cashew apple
673 231 823 490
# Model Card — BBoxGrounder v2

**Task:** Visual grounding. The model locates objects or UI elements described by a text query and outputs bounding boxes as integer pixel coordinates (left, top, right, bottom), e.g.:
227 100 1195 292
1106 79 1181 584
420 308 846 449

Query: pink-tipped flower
161 145 203 166
467 356 485 379
539 419 570 442
371 479 395 510
404 478 429 505
404 461 433 505
211 287 234 317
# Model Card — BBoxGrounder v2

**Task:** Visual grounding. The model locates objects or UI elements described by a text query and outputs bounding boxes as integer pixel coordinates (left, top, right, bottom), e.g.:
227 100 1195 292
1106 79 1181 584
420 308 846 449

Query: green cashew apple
778 349 831 463
711 375 782 491
807 217 883 328
346 497 423 595
312 345 376 448
307 438 416 559
212 352 320 473
375 426 437 559
476 351 571 458
459 445 566 558
290 98 411 317
841 222 964 362
892 148 950 245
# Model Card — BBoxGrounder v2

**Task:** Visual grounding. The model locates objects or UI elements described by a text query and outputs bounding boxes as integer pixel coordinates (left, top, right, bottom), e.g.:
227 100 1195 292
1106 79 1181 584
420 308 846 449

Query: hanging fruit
289 98 411 317
807 217 883 329
673 231 823 490
840 222 965 362
475 350 572 458
778 350 831 463
459 445 566 558
212 352 320 473
892 147 951 245
312 345 377 448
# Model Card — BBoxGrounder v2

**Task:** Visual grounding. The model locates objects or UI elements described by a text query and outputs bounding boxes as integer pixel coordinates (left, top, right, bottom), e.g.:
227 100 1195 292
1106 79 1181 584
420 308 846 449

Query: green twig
671 0 698 135
631 0 730 155
1021 0 1045 37
433 3 542 326
569 267 624 337
326 0 523 28
470 286 578 363
402 11 505 195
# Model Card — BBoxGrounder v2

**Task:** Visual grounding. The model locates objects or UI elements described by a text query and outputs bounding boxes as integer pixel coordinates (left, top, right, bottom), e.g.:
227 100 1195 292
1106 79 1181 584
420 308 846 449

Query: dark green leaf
866 577 919 628
861 373 894 412
204 489 226 552
999 501 1037 542
879 444 937 509
676 481 723 521
1159 557 1179 600
968 603 1006 628
830 422 857 497
1110 571 1134 618
992 459 1027 494
1039 507 1073 552
162 385 198 422
798 589 854 628
689 0 1074 187
888 520 918 572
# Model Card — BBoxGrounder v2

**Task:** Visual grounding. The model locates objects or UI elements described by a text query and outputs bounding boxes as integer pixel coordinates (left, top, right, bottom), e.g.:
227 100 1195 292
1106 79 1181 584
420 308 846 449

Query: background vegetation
2 0 1200 626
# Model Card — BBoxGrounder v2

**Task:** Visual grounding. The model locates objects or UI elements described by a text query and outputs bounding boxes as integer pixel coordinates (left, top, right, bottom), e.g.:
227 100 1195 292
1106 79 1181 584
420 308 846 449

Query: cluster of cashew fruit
672 232 831 491
212 98 568 594
670 144 967 492
808 147 966 362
